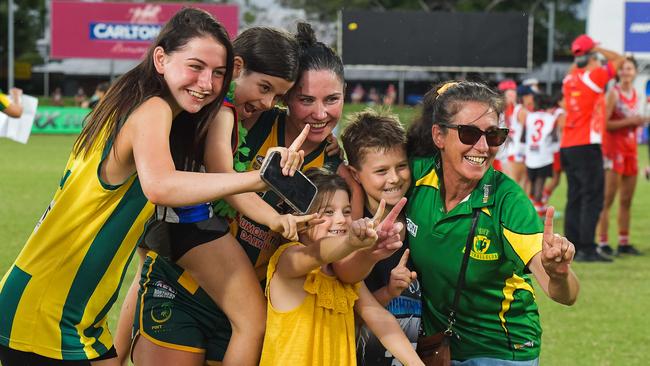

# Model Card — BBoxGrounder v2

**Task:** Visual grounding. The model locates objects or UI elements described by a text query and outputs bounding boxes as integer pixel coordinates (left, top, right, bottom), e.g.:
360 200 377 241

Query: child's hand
270 213 323 241
348 205 383 249
387 249 417 298
325 133 342 158
366 197 407 261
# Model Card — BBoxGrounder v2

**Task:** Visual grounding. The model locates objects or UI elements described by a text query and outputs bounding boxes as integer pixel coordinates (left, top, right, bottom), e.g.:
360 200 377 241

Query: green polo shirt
406 156 543 361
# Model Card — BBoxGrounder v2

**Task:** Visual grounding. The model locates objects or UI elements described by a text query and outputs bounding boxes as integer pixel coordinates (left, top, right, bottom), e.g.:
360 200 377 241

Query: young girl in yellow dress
260 169 424 366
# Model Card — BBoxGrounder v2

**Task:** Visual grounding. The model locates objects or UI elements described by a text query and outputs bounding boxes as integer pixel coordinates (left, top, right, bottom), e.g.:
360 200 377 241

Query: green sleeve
498 181 543 266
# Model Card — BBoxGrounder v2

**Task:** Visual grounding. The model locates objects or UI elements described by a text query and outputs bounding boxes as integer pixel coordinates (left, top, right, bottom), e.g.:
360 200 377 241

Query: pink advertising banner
51 1 238 59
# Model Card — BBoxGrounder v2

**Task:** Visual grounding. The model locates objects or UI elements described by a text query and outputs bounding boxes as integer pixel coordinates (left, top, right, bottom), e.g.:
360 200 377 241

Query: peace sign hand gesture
366 198 407 261
541 207 575 279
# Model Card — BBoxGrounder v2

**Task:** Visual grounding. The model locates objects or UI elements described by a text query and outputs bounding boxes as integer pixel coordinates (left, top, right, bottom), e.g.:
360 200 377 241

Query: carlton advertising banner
51 1 238 59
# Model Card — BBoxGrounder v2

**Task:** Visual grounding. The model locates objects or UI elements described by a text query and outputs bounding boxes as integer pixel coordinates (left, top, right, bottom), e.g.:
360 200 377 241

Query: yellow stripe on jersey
498 274 535 335
481 207 491 216
177 271 200 295
415 169 439 188
0 129 153 360
502 228 542 265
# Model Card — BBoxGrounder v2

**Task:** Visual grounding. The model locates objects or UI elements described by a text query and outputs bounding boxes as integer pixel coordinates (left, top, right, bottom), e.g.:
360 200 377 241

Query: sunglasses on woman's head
438 123 509 147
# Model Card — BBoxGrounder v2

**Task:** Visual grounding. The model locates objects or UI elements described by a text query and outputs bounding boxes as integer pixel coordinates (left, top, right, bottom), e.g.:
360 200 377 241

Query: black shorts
140 215 230 262
527 164 553 181
0 344 117 366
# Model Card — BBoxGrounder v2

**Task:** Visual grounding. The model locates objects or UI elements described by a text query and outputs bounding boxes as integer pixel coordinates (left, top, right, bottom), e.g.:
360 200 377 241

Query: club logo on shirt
253 154 265 170
470 233 499 261
151 302 173 324
406 217 418 237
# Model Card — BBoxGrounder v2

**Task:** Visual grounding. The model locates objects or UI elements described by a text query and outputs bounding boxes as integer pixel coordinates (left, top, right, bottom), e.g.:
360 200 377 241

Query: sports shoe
597 244 614 257
574 249 614 262
645 166 650 180
617 244 643 256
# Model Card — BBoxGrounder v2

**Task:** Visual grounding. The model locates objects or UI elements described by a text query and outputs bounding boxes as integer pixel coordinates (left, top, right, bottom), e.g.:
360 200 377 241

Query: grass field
1 105 649 365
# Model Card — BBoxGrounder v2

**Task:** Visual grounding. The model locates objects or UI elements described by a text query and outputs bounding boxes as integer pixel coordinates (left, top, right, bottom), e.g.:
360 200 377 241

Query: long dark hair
406 81 504 158
233 27 300 81
73 8 234 167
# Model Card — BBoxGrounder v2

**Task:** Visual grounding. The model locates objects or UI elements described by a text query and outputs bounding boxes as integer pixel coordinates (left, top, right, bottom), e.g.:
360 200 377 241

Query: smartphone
260 150 318 215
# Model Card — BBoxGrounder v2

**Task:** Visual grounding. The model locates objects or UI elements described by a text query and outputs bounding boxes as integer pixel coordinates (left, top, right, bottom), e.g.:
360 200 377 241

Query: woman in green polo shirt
405 81 580 365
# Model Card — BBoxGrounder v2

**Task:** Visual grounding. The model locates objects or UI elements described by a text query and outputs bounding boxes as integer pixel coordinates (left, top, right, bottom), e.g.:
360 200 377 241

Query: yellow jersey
0 129 154 360
260 242 360 366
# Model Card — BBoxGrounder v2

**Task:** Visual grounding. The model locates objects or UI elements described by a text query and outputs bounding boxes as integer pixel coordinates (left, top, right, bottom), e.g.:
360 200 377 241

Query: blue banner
625 2 650 52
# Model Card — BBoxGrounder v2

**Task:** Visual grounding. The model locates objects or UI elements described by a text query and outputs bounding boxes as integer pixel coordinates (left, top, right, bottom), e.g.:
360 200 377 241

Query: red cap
571 34 597 56
497 79 517 91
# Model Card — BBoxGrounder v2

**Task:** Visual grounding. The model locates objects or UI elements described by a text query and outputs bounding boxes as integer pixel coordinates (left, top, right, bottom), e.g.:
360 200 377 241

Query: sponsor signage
31 106 89 134
625 1 650 52
51 1 238 59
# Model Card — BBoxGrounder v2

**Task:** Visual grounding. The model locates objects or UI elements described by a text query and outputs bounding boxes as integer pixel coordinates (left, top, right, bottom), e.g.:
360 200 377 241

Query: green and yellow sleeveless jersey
0 128 154 360
230 107 341 281
406 156 543 361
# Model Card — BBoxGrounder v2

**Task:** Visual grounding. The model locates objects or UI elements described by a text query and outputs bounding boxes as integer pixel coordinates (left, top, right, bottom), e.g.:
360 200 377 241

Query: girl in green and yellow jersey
0 9 290 365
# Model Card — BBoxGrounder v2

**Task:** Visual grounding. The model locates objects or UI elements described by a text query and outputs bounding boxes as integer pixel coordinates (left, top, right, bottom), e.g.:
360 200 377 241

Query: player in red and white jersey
503 85 534 189
495 79 517 172
560 34 624 262
542 96 566 208
522 94 563 216
597 56 648 256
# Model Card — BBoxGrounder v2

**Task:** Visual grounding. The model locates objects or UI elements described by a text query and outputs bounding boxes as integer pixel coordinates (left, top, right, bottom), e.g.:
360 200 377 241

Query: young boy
340 109 421 366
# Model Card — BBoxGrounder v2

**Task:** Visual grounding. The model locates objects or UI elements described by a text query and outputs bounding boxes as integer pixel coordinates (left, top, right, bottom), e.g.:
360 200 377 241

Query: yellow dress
260 242 361 366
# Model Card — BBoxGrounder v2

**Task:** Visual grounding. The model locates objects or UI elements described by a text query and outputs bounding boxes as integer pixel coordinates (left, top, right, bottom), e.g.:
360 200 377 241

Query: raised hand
348 216 379 249
387 248 418 298
325 132 342 158
265 124 310 176
541 206 575 278
366 197 407 261
377 197 407 238
9 88 22 100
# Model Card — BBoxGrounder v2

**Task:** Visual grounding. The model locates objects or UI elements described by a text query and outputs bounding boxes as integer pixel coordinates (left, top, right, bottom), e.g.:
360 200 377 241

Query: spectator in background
523 78 541 94
74 87 87 107
496 79 517 173
82 82 110 109
646 125 650 180
367 87 380 105
0 88 23 118
351 83 366 104
560 34 625 262
50 87 64 106
383 83 397 105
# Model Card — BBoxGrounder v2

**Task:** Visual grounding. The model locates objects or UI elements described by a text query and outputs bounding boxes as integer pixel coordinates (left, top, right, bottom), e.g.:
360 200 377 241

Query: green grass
1 106 649 365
